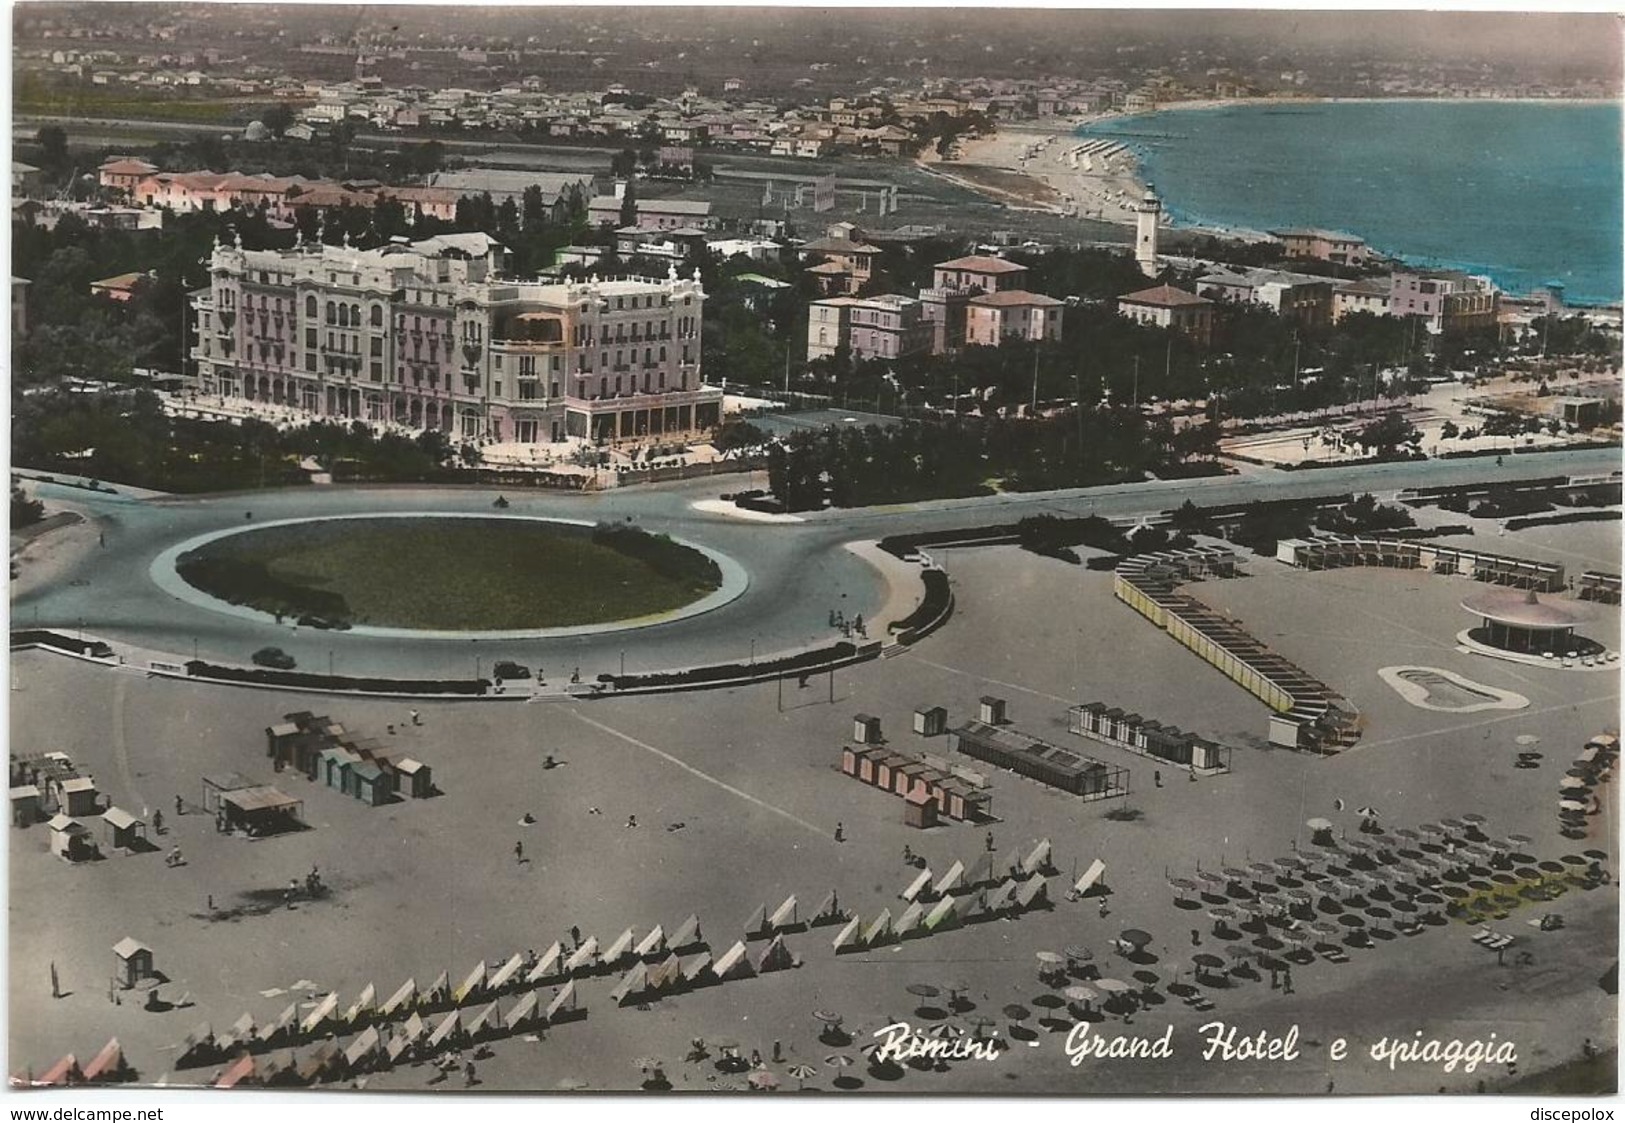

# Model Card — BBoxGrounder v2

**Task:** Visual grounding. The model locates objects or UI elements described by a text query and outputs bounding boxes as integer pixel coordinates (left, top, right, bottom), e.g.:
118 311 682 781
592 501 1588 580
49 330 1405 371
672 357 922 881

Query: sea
1080 100 1623 305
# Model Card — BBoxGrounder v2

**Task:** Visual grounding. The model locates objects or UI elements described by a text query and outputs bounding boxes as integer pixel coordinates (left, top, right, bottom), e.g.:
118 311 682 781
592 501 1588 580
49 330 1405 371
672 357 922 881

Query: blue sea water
1081 100 1623 304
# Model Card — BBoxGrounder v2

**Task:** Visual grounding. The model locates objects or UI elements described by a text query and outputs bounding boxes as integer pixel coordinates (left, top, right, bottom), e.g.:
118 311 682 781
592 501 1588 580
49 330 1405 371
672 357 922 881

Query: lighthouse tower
1134 184 1162 277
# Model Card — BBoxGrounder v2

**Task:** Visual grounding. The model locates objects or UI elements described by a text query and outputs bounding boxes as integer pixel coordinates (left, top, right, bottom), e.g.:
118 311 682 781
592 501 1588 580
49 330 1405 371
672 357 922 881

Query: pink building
1388 269 1499 335
931 255 1029 294
1116 284 1214 345
806 295 930 363
966 291 1064 345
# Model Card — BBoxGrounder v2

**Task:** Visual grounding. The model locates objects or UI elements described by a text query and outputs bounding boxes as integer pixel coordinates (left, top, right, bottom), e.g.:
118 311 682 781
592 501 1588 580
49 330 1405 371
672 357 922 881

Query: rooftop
1461 587 1590 629
1119 284 1211 308
970 290 1063 308
935 255 1027 274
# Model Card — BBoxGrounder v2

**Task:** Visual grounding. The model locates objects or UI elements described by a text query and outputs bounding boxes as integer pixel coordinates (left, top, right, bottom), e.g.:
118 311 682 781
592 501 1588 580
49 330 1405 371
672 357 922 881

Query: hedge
184 659 491 695
10 629 114 658
605 641 862 690
890 569 952 638
1506 511 1623 531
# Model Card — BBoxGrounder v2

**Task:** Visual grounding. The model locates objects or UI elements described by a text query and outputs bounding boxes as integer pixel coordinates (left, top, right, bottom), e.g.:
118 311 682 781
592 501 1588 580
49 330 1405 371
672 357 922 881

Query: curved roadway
13 448 1618 682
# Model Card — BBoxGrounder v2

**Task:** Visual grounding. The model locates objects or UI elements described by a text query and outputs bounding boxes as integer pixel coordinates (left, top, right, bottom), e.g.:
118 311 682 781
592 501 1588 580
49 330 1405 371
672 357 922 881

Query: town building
90 271 153 303
189 232 719 444
96 156 158 196
930 255 1029 293
1331 276 1393 322
587 191 716 232
1116 284 1214 345
1388 268 1500 334
965 290 1064 345
1270 228 1370 266
1196 266 1333 327
799 234 883 297
806 294 931 363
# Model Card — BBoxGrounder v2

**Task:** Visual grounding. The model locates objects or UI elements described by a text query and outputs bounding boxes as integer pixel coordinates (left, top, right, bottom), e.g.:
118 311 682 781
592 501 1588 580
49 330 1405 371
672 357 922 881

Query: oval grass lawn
176 517 722 630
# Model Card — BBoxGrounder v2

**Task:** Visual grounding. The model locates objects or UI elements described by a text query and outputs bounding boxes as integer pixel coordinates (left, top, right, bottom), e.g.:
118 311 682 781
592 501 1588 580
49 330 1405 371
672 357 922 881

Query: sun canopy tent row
839 744 993 824
610 934 800 1007
1114 547 1359 753
1068 702 1231 774
835 876 1054 953
1275 535 1566 591
13 1038 135 1087
267 712 434 803
176 982 579 1080
948 722 1128 800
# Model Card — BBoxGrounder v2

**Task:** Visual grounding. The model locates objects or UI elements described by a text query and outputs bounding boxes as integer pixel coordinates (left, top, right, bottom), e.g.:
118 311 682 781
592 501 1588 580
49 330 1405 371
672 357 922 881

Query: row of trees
763 406 1222 511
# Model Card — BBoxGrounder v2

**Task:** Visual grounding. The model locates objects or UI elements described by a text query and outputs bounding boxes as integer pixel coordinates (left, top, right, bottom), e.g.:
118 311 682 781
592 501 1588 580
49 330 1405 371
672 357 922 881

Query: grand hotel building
189 232 721 444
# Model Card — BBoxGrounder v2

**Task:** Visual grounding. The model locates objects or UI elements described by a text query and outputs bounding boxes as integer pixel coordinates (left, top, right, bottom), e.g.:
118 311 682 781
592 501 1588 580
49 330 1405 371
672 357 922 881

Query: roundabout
151 513 749 641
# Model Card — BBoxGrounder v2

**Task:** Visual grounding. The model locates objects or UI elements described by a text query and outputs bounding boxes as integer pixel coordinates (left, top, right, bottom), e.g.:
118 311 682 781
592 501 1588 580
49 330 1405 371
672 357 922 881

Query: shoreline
946 97 1619 299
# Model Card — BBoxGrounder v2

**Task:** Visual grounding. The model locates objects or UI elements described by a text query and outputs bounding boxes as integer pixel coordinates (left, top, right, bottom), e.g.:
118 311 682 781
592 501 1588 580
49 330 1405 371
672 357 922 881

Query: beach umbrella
1221 866 1249 882
1561 854 1589 866
1393 828 1421 842
1003 1004 1031 1022
1036 951 1064 966
1278 855 1311 869
1461 813 1487 825
905 983 941 999
747 1070 780 1091
1560 800 1588 813
1094 978 1131 994
1440 818 1467 831
1356 806 1381 819
1584 850 1609 860
786 1063 817 1090
1131 968 1160 987
1223 944 1253 962
1309 921 1339 939
1063 946 1091 964
1343 838 1373 854
1118 929 1152 948
812 1010 843 1027
1419 823 1445 836
1560 777 1589 790
1064 985 1097 1005
1168 877 1198 892
634 1056 663 1072
1515 734 1541 746
1306 818 1333 832
1249 862 1277 878
825 1054 855 1068
1566 767 1594 779
1031 993 1066 1010
1207 906 1236 922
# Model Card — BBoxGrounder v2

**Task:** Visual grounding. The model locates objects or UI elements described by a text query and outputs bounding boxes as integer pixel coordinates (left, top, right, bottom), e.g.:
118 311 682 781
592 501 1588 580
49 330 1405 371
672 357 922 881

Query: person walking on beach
514 840 524 863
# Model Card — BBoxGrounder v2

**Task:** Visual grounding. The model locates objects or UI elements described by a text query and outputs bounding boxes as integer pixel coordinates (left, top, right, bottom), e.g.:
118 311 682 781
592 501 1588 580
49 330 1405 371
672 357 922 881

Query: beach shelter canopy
671 915 701 949
380 978 417 1017
714 940 754 981
544 980 577 1020
832 916 862 952
528 943 563 984
863 908 894 945
769 895 798 929
1022 838 1052 876
507 990 540 1027
300 992 338 1036
635 926 667 958
896 901 924 935
82 1038 125 1084
342 1026 380 1068
610 964 650 1006
489 954 524 992
1074 859 1106 896
455 962 487 1004
564 938 599 974
425 1011 460 1049
466 1001 504 1037
934 860 966 897
902 869 934 902
605 929 636 964
924 895 958 931
213 1052 254 1089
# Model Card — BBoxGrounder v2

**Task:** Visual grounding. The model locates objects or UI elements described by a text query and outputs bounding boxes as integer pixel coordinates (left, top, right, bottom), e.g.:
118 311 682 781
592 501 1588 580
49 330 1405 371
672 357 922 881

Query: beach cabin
393 758 433 799
201 772 256 814
11 784 42 827
59 776 102 817
903 788 938 829
99 807 147 851
913 706 949 737
347 761 391 807
48 813 95 861
318 747 361 792
218 786 304 836
112 937 154 988
977 696 1008 725
852 714 883 745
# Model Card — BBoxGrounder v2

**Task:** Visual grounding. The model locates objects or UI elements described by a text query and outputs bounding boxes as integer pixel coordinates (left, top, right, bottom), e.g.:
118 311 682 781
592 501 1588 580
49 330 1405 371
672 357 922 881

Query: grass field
177 517 721 630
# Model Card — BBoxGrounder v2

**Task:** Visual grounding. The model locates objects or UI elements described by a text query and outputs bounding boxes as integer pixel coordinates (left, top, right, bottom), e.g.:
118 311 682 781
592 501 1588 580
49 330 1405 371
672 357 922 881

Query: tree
10 487 45 530
618 179 638 229
261 103 296 138
1354 411 1422 459
35 125 68 171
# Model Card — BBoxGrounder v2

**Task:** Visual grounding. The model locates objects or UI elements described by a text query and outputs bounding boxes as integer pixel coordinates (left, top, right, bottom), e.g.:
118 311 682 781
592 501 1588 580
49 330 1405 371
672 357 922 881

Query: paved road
13 447 1619 681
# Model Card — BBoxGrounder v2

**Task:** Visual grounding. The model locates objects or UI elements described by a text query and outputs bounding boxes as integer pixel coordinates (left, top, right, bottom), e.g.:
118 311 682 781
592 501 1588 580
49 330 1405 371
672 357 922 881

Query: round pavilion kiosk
1461 587 1590 655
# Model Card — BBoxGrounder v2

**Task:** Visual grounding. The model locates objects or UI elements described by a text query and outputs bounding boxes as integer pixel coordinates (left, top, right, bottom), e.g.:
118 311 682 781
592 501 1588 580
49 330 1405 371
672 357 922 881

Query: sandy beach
943 118 1148 226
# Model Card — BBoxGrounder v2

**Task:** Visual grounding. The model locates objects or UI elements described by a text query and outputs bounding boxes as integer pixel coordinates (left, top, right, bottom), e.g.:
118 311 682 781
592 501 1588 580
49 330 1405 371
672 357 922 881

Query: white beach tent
425 1010 460 1051
901 868 933 902
635 925 667 959
671 914 702 949
1022 838 1053 877
832 915 862 952
609 963 650 1006
454 962 487 1004
1017 877 1049 910
714 940 755 981
934 859 966 897
768 895 798 930
564 937 599 974
863 908 894 945
300 992 338 1037
343 983 376 1027
506 989 540 1029
1073 859 1106 898
923 895 958 932
896 901 924 937
543 980 577 1021
466 1000 504 1038
681 953 714 986
342 1026 380 1070
379 978 416 1018
527 943 563 984
605 928 636 966
488 953 523 992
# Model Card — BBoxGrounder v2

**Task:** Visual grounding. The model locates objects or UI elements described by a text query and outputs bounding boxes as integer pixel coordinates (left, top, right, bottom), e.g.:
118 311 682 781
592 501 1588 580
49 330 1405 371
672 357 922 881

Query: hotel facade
189 233 720 444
